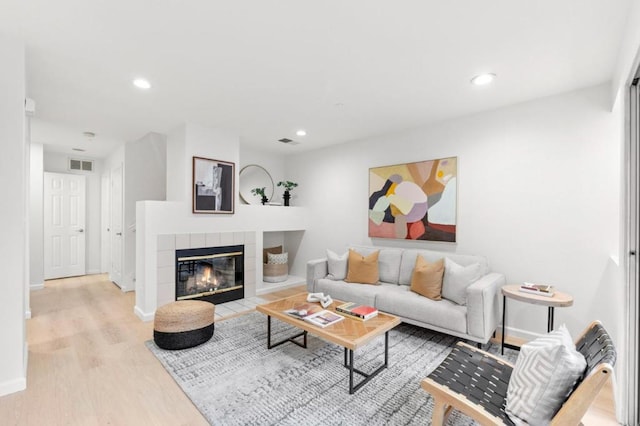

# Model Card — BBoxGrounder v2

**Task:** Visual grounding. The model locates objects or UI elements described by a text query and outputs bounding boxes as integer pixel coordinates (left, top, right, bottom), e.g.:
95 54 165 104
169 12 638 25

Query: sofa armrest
306 258 328 293
466 272 506 342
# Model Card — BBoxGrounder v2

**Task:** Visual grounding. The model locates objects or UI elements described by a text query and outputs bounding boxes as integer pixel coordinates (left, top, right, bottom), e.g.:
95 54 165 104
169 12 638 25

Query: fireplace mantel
134 200 308 321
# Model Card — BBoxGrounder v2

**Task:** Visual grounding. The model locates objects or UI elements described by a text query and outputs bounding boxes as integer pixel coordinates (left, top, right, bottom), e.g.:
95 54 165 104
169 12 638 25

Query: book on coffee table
304 310 344 328
336 302 378 320
283 303 318 319
284 305 344 328
283 307 344 328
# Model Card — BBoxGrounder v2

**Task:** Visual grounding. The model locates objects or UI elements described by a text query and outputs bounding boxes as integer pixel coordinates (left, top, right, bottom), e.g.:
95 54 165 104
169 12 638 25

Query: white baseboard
25 309 31 319
501 324 543 342
256 275 306 295
0 376 26 397
86 269 101 275
30 282 44 290
134 305 154 322
24 342 28 375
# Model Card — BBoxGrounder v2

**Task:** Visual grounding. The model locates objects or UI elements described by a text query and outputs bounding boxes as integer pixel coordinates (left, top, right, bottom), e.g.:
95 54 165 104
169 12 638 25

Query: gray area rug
146 311 517 425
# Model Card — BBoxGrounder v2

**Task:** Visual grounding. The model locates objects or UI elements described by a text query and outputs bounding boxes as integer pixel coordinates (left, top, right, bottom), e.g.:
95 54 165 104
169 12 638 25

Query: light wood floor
0 274 618 425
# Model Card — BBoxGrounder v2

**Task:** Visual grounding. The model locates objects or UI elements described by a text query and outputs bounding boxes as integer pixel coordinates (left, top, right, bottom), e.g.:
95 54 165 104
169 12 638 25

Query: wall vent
69 158 94 172
278 138 300 145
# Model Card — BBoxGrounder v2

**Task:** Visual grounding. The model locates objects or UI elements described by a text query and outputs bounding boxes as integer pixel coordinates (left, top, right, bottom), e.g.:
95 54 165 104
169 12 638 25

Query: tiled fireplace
156 231 256 308
175 244 244 304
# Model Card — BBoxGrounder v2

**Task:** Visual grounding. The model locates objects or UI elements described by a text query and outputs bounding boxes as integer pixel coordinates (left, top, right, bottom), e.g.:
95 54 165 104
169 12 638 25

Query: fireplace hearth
175 245 244 304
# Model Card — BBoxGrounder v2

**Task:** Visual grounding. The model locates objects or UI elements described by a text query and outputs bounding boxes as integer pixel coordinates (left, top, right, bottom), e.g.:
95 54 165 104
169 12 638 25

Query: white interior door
101 173 111 273
44 172 86 279
110 164 124 286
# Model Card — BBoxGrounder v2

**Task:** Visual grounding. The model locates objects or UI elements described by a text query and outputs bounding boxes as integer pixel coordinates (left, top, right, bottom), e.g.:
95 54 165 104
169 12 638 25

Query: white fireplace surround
134 200 308 321
158 231 255 309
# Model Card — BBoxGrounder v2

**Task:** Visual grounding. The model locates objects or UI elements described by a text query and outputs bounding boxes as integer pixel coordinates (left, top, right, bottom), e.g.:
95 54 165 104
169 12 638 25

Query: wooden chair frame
421 320 616 426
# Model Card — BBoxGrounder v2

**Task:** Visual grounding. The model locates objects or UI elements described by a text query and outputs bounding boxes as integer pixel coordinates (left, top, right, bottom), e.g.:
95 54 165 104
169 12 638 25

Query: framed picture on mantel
192 156 235 214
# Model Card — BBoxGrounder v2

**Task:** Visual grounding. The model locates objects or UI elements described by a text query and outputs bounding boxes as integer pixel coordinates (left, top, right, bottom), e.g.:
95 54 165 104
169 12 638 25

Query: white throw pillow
506 325 587 425
267 252 288 265
441 258 482 305
326 249 348 280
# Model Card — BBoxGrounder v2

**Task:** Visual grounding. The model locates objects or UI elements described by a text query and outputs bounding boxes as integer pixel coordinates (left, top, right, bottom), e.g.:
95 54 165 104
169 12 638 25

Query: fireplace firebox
175 245 244 304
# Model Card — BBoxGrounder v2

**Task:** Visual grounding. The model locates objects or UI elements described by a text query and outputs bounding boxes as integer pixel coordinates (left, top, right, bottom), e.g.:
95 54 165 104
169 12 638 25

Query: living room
1 1 639 424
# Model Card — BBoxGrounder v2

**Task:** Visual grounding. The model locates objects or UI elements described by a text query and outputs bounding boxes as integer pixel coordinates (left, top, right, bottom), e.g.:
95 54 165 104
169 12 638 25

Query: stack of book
519 283 555 297
336 302 378 320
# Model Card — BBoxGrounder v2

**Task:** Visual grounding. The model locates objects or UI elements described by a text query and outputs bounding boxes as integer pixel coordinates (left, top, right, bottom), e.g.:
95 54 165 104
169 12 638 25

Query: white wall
286 84 623 343
29 143 44 288
122 132 167 289
239 144 289 204
166 123 239 205
43 152 103 274
0 34 27 396
612 0 640 105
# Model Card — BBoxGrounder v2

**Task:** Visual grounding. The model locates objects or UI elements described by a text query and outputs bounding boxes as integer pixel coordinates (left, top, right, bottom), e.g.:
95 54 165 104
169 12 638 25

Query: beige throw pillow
410 256 444 300
345 249 379 284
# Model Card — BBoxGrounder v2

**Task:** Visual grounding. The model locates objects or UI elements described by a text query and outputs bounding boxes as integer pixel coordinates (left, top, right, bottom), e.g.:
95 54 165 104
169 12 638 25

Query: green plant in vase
277 181 298 206
251 187 268 205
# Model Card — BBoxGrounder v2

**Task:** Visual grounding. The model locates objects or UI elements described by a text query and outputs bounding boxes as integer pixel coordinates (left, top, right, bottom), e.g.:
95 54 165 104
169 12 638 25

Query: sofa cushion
350 245 402 284
326 249 348 280
314 278 380 307
441 258 482 305
410 256 444 300
375 285 467 333
399 249 489 286
345 249 379 284
506 325 587 424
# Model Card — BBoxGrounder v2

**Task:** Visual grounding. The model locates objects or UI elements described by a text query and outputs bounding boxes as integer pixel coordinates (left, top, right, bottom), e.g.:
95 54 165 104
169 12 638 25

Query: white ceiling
1 0 633 157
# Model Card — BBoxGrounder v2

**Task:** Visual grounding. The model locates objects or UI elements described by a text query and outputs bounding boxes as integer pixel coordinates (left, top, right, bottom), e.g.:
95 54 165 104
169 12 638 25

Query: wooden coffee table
256 293 401 394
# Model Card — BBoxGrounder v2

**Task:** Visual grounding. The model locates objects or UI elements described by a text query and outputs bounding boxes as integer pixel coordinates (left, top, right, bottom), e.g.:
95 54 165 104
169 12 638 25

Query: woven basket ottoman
154 300 215 350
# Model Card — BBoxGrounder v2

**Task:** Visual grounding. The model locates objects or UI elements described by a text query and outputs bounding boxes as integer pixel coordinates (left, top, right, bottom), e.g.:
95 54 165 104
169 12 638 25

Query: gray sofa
306 245 505 344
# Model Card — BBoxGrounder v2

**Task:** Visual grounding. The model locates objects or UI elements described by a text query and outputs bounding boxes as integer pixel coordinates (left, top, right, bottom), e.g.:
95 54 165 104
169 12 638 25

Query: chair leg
431 398 451 426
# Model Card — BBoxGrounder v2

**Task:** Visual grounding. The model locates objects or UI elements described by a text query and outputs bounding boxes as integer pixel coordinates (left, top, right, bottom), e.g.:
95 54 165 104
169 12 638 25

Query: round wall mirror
239 164 274 204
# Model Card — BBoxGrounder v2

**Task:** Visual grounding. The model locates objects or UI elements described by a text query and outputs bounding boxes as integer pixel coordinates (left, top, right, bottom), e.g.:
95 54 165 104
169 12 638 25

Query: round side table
501 284 573 355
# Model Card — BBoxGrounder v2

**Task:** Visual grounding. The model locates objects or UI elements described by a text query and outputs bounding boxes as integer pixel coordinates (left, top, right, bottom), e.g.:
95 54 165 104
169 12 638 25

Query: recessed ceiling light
296 130 307 137
133 78 151 89
82 131 95 138
72 148 86 152
470 73 496 86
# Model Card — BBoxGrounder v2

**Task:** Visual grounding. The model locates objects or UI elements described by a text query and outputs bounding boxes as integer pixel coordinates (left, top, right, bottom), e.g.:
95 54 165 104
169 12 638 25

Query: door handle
77 229 84 233
116 232 122 236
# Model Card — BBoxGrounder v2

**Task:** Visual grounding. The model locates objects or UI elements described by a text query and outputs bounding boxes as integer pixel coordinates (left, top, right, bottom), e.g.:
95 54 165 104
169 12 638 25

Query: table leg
547 306 555 332
266 315 307 349
501 295 506 355
344 331 390 394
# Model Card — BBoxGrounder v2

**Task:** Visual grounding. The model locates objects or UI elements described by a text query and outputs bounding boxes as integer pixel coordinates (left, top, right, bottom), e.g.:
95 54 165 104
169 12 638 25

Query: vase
283 190 290 206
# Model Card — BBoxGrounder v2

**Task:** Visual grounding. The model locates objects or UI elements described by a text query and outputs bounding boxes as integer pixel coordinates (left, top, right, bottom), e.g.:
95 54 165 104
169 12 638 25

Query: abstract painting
369 157 457 242
193 156 235 214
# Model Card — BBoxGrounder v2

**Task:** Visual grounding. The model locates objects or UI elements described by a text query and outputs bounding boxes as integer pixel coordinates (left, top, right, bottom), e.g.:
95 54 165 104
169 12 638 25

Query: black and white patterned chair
421 320 616 425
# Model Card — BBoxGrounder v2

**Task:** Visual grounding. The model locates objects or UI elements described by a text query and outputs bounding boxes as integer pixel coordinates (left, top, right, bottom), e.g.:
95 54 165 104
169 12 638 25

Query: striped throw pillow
506 325 587 424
